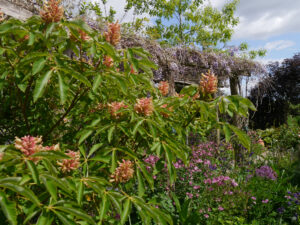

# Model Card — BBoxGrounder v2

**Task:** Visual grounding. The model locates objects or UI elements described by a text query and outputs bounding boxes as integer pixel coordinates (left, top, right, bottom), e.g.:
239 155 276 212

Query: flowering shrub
0 1 260 224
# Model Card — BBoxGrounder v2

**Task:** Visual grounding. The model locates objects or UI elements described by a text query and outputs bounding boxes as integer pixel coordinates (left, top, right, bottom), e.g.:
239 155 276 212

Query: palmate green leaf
58 73 69 104
132 119 145 136
26 160 40 184
99 193 109 224
92 74 102 92
98 42 118 59
32 58 46 75
41 177 57 202
136 169 145 197
23 207 41 225
28 32 35 46
228 124 251 150
36 210 54 225
45 23 56 38
90 153 110 164
137 161 154 191
78 129 93 145
0 183 41 206
40 174 71 195
58 67 91 87
76 180 84 206
163 144 176 185
55 206 96 225
33 70 52 102
121 198 131 225
0 191 17 225
110 149 117 173
223 123 231 143
107 192 122 214
53 210 77 225
87 143 103 158
32 151 71 160
108 126 115 143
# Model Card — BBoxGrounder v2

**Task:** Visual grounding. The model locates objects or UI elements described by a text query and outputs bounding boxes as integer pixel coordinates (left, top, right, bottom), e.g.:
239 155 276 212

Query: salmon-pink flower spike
15 136 43 156
199 70 218 95
134 97 154 116
108 101 128 119
40 0 64 23
158 81 169 96
58 150 80 173
110 159 134 183
103 56 114 68
104 21 121 46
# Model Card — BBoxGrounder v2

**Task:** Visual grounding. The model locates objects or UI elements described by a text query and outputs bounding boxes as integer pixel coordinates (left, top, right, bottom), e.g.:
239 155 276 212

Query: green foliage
126 0 239 47
0 13 257 224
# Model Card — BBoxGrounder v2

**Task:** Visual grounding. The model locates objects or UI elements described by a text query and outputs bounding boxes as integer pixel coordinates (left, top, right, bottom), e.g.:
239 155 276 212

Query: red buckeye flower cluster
40 0 64 23
134 97 154 116
110 159 134 183
199 70 218 95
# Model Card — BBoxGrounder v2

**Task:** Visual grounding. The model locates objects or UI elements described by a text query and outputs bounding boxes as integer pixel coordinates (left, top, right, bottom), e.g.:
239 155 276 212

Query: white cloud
232 0 300 40
264 40 295 51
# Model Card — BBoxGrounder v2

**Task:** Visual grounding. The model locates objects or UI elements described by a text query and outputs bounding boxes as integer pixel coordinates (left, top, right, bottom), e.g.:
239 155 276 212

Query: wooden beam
0 0 33 20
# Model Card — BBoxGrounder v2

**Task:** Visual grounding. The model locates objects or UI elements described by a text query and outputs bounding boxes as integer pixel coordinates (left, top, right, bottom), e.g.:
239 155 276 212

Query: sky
98 0 300 64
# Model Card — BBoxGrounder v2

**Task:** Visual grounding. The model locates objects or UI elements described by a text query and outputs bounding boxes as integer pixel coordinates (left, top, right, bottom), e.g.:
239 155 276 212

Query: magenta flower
204 214 209 218
218 206 224 211
262 199 269 203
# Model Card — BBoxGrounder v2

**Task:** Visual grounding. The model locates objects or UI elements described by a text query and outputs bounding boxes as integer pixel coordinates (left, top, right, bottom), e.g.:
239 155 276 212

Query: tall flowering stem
110 160 134 183
40 0 64 23
199 70 218 95
158 81 169 96
134 97 154 116
104 22 121 46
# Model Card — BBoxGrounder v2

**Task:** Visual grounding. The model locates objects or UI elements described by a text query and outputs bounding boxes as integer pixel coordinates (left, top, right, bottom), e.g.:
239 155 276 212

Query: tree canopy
249 53 300 129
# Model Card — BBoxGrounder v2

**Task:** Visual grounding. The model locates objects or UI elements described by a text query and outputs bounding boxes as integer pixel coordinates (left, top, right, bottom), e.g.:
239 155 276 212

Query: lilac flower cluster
255 165 277 180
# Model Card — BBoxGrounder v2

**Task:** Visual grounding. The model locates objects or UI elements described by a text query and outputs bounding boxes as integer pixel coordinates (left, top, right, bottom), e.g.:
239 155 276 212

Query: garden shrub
0 1 276 224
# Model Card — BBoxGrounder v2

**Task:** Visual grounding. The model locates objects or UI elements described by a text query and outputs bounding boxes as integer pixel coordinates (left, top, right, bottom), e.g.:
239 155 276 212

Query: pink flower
107 101 128 119
57 150 80 172
110 159 134 183
251 196 256 200
104 21 121 46
231 180 238 187
186 192 193 199
199 70 218 95
40 0 64 23
15 136 43 156
207 208 211 212
158 81 169 96
134 97 154 116
199 209 203 213
193 185 201 190
204 214 209 218
262 199 269 203
218 206 224 211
